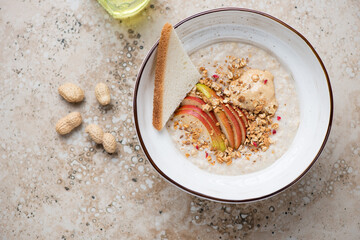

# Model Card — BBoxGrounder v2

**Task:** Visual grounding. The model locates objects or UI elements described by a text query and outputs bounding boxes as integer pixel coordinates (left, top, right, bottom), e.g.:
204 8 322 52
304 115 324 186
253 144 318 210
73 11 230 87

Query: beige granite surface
0 0 359 239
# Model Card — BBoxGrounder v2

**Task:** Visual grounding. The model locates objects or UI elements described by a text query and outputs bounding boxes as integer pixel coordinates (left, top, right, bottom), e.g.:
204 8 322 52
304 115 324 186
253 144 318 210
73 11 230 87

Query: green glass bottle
98 0 150 19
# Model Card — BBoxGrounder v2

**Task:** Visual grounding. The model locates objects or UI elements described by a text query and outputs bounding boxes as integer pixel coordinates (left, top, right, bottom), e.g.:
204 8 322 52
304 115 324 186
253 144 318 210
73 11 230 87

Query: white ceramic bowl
133 8 333 203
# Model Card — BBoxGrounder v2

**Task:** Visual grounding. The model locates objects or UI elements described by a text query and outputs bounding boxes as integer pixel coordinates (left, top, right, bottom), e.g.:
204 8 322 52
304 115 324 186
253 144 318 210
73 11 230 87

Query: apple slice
175 106 226 152
181 96 217 123
179 105 226 150
196 84 243 149
179 105 221 133
217 104 241 149
227 105 246 144
175 108 226 152
213 108 235 148
236 107 248 127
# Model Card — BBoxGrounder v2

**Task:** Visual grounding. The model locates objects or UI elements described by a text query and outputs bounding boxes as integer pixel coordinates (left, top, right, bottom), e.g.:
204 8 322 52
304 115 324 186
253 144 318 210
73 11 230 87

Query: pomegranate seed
277 116 281 121
212 74 219 79
272 129 277 134
205 152 208 158
264 79 268 84
253 142 258 147
195 145 199 150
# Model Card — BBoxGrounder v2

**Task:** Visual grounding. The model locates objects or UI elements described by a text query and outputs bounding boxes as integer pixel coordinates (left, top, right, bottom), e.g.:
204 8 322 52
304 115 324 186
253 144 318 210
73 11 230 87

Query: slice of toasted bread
152 23 201 130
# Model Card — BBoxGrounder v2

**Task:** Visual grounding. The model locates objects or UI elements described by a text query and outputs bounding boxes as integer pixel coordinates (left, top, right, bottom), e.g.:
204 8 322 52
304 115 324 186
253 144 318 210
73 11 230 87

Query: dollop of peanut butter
229 69 278 114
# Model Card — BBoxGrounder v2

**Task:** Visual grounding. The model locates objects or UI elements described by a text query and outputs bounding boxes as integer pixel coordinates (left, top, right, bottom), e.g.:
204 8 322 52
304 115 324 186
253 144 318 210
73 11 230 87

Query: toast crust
153 23 173 130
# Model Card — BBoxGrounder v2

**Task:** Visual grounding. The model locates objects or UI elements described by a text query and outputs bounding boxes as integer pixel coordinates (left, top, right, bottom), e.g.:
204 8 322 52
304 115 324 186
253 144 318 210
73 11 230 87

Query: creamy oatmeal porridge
166 42 300 175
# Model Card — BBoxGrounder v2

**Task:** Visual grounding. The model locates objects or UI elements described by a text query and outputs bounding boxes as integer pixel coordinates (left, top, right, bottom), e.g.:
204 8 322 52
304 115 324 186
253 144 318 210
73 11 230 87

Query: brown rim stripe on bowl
133 8 334 203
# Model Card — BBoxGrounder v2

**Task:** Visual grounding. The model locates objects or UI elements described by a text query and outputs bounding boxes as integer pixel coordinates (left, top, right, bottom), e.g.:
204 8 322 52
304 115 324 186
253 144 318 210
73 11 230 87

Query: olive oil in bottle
97 0 150 19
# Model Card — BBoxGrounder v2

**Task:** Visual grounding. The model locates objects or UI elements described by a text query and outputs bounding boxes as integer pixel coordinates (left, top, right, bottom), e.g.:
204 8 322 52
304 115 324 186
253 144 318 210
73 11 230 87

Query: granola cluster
174 120 211 151
243 109 276 152
198 57 248 89
173 118 218 165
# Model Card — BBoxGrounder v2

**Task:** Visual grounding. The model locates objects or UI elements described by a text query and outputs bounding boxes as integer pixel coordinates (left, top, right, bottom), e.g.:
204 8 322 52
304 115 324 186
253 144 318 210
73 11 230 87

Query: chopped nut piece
190 149 198 156
202 70 208 77
210 98 220 107
251 74 260 82
223 88 231 96
211 82 222 91
255 105 263 113
202 104 212 112
239 58 247 67
214 107 222 113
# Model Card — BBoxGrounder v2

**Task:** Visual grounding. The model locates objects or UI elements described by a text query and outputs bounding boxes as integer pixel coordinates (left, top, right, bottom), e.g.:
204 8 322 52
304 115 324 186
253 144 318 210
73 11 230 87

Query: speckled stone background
0 0 359 239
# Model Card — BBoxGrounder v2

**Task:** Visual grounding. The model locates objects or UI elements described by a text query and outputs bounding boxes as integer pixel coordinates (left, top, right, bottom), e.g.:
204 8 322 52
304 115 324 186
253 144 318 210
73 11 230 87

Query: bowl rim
133 7 334 203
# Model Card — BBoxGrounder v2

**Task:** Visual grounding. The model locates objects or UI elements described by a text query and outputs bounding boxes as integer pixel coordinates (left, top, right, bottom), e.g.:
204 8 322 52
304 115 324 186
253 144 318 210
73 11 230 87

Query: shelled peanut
102 133 117 153
58 83 84 103
85 124 117 153
56 81 116 154
95 82 111 105
56 112 82 135
85 124 104 144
